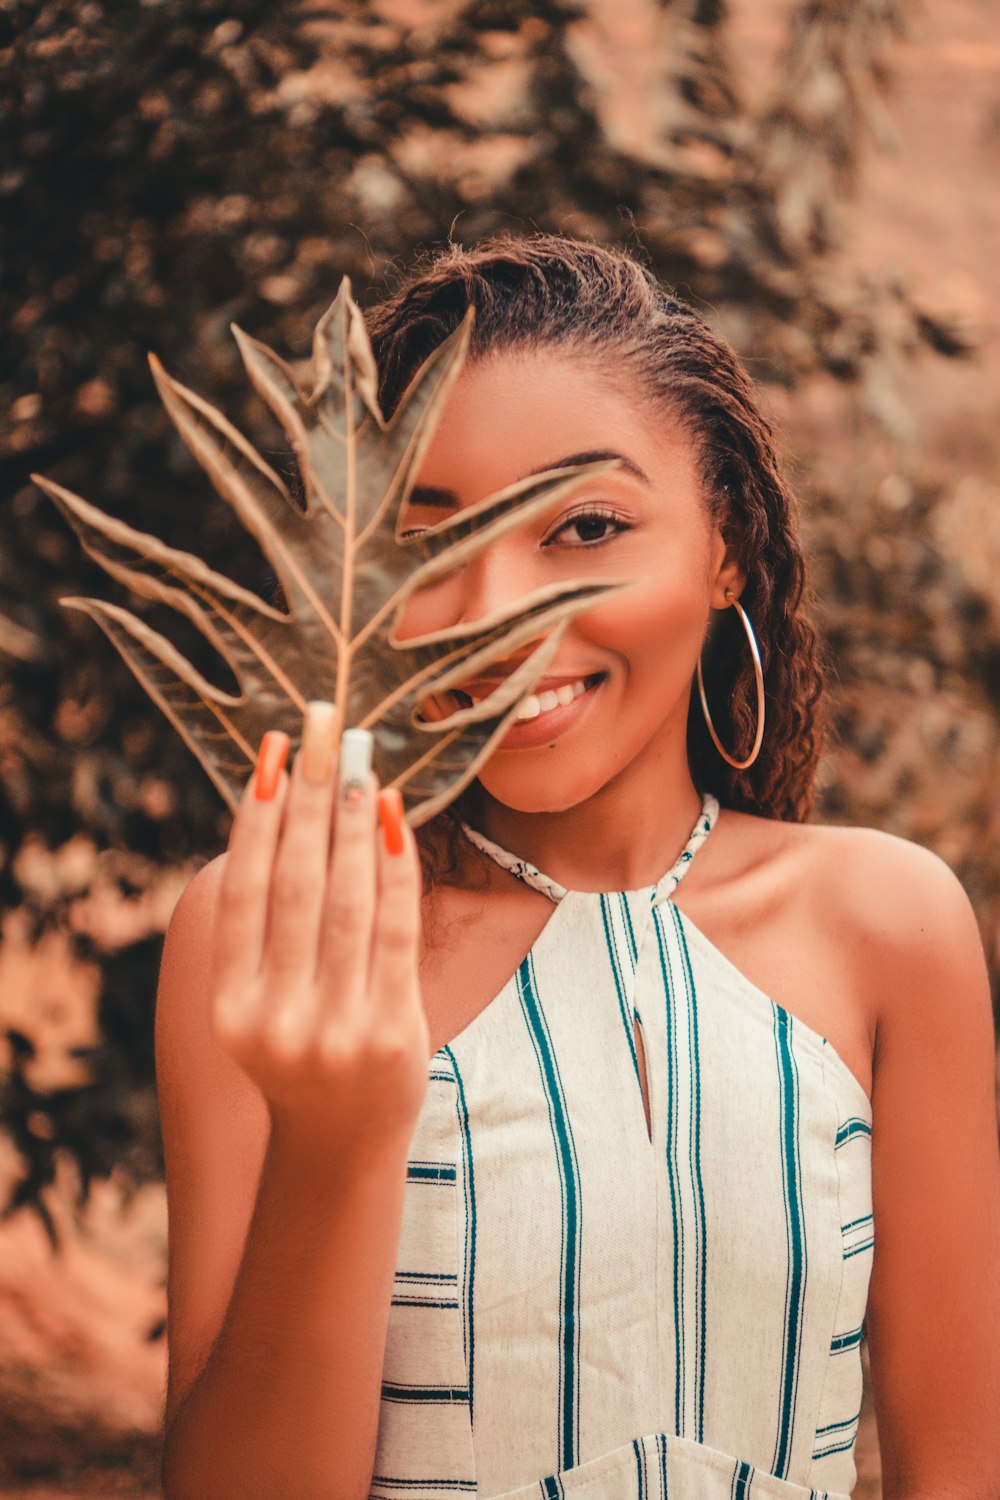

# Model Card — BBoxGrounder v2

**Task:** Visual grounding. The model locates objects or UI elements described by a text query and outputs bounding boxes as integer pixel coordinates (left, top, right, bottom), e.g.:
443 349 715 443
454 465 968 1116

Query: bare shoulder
154 855 220 1021
784 816 979 965
716 804 973 930
168 849 227 926
713 806 989 1035
797 816 969 918
720 802 961 887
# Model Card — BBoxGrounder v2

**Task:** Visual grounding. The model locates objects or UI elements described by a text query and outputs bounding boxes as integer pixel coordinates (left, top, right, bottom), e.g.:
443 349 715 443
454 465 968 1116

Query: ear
707 509 746 610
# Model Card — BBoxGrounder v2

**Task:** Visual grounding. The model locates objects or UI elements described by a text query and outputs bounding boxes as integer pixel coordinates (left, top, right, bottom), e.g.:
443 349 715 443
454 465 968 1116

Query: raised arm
847 832 1000 1500
157 707 429 1500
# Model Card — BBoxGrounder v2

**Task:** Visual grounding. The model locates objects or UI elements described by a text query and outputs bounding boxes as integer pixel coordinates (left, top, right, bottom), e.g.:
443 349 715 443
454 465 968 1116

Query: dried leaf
35 279 627 826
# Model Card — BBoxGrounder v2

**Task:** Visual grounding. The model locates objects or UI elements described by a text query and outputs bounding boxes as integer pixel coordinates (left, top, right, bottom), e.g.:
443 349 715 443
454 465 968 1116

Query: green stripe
371 1478 476 1494
657 1433 668 1497
814 1410 860 1436
633 1436 647 1499
835 1118 872 1147
395 1270 458 1284
380 1381 469 1404
600 893 642 1094
671 907 707 1440
390 1295 460 1308
771 1005 807 1478
813 1432 859 1459
443 1045 477 1422
732 1458 755 1498
406 1161 457 1182
652 908 685 1433
620 890 639 963
517 954 581 1470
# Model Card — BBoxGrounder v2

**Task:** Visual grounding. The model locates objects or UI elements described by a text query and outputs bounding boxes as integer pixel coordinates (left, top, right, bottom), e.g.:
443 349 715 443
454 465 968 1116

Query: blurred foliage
1 0 995 1234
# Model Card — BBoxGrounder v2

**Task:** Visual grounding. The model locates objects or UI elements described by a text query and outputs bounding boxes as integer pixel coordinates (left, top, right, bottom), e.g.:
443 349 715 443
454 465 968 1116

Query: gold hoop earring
696 588 765 770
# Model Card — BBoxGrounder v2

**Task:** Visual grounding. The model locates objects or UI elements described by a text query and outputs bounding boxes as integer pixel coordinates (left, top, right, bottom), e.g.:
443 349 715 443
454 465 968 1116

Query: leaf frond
41 289 632 822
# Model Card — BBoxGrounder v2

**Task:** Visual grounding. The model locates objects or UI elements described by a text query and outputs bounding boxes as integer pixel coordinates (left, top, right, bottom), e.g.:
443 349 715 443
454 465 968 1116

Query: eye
543 506 630 547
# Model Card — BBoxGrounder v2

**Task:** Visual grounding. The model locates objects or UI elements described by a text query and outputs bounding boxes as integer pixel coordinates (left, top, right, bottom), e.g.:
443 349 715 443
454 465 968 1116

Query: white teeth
514 676 594 721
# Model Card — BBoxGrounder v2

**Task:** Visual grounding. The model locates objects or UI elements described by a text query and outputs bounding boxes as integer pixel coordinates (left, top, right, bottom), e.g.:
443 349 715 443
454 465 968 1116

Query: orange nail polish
255 731 290 801
378 788 405 855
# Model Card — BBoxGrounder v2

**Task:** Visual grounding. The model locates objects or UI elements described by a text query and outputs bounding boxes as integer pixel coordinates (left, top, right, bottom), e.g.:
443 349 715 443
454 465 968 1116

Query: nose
453 539 537 623
397 537 538 641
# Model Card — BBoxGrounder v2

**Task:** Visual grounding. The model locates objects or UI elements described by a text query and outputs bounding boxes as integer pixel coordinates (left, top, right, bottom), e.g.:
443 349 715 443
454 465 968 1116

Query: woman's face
395 346 742 815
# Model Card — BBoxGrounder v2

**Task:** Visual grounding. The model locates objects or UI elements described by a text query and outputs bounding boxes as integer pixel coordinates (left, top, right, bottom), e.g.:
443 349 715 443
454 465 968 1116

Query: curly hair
364 233 828 876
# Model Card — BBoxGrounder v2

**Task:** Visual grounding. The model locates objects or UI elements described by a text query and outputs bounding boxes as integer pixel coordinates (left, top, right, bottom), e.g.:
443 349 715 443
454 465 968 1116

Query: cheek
394 577 463 642
577 574 708 684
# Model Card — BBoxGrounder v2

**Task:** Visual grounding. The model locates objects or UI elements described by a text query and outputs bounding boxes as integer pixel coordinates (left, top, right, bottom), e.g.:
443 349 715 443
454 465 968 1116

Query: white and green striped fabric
370 793 874 1500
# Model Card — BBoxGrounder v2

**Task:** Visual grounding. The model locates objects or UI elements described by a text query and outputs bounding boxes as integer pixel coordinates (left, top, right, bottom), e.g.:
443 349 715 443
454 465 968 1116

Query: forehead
414 345 700 503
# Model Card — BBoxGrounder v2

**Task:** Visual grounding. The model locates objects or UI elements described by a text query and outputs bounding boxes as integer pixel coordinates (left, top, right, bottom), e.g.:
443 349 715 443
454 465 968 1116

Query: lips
449 671 605 719
496 670 606 747
453 663 595 698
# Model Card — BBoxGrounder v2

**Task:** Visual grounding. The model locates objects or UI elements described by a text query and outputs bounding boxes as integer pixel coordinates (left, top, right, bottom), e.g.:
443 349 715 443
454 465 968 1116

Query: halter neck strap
460 792 720 905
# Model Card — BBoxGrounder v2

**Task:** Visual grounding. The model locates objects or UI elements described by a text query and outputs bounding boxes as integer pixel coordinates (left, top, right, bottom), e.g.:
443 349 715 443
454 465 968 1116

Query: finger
266 701 338 997
212 731 290 1016
317 731 378 1017
370 790 423 1018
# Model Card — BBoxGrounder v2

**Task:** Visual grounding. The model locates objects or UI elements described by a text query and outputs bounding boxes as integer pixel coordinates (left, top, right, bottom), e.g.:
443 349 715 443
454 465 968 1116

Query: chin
475 759 611 816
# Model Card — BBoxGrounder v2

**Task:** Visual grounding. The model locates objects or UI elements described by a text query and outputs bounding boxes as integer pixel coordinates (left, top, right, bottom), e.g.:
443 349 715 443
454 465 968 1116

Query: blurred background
1 0 998 1495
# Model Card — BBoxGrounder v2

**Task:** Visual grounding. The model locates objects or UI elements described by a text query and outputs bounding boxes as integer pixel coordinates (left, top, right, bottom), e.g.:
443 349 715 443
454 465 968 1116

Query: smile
452 673 599 722
459 671 607 750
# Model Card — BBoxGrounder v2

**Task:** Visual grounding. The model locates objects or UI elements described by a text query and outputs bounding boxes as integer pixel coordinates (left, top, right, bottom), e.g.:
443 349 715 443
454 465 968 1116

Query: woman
155 237 1000 1500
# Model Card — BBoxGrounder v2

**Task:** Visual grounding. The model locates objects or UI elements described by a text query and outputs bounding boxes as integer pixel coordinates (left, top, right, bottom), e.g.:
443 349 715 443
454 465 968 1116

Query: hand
208 702 430 1167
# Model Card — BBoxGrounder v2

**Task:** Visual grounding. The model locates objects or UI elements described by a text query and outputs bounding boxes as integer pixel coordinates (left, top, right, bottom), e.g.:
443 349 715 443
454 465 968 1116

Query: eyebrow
406 448 651 511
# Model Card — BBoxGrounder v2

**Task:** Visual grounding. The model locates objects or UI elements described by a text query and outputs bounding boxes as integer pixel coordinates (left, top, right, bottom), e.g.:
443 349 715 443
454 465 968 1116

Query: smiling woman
394 346 752 833
155 236 1000 1500
372 240 826 840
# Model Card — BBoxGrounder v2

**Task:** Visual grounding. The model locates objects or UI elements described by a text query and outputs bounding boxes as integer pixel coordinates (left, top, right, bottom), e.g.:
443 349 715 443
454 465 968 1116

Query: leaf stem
337 313 357 726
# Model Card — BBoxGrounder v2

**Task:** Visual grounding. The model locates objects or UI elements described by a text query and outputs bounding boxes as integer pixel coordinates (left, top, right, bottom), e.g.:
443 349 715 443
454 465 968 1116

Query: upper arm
154 853 271 1435
847 834 1000 1498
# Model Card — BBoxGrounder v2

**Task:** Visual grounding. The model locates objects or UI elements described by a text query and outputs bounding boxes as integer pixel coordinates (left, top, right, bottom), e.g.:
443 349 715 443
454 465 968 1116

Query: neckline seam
460 791 719 903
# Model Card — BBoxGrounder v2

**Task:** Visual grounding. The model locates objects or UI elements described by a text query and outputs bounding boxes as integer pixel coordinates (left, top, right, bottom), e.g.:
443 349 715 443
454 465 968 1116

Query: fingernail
378 788 405 855
255 731 290 801
300 700 336 785
339 727 373 807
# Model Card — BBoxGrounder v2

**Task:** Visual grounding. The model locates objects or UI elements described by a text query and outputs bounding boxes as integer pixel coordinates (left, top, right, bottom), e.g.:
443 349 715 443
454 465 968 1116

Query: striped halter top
370 792 874 1500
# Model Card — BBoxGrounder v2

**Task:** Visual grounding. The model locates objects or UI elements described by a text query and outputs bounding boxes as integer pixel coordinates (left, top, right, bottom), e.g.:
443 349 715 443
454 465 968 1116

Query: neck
470 732 706 893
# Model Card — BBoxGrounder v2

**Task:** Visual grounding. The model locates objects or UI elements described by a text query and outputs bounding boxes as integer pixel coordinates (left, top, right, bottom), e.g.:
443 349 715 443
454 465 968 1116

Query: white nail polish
339 727 373 805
